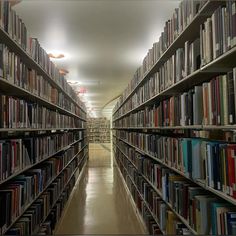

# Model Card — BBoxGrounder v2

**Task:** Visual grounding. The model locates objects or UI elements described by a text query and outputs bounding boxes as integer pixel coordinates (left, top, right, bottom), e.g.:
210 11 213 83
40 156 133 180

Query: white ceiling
14 0 180 117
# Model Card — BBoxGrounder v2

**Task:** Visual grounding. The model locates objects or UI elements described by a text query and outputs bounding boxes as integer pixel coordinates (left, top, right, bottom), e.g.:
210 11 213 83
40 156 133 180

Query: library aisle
55 143 146 234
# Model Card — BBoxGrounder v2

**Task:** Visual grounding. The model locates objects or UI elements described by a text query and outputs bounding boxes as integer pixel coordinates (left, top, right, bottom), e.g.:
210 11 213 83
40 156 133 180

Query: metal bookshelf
0 78 86 122
114 142 196 234
33 151 88 235
0 138 86 185
0 3 88 235
112 1 236 232
114 135 236 207
87 118 111 143
113 46 236 122
0 24 86 113
112 125 236 131
2 143 88 234
113 0 225 116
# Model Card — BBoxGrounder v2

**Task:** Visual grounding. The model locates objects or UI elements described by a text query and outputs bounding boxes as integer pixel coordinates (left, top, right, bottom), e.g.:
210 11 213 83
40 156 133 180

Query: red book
227 145 236 198
154 105 157 127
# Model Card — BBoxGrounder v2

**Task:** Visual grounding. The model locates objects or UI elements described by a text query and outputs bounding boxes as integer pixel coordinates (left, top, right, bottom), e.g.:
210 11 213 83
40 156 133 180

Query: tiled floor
55 143 146 234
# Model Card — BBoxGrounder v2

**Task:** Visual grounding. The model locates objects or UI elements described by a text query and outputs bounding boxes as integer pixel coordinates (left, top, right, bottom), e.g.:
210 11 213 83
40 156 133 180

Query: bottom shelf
6 153 88 236
115 159 148 235
40 154 88 235
53 155 88 234
114 154 163 235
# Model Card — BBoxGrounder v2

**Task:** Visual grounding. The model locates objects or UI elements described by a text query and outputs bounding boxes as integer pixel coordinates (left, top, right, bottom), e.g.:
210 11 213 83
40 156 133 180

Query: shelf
113 22 236 123
113 0 224 116
115 151 196 234
112 126 202 130
3 143 88 234
114 135 236 207
115 157 164 234
0 26 86 113
0 138 86 185
0 127 86 133
33 153 88 235
113 46 236 122
87 118 111 142
115 161 149 234
112 125 236 131
0 78 86 122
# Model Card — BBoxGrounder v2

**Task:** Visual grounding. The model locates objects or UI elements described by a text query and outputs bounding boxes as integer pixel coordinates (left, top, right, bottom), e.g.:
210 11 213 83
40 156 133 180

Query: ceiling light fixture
68 81 79 85
48 53 65 59
59 69 69 75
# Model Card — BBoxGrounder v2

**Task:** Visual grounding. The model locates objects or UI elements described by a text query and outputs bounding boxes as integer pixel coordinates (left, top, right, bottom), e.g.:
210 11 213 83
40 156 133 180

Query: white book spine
222 8 226 54
211 13 216 60
207 83 213 125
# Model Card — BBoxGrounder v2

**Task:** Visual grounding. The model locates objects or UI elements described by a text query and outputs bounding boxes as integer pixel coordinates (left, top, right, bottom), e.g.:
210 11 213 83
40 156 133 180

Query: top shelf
113 0 225 115
113 45 236 122
0 25 86 113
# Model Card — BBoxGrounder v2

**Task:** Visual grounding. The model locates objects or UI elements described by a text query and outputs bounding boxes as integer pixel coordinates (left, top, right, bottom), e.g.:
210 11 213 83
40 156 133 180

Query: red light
79 87 87 94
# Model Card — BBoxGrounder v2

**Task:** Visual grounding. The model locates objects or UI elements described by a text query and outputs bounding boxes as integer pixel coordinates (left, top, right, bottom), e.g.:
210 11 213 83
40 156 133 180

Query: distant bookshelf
0 2 88 235
113 1 236 235
87 118 110 143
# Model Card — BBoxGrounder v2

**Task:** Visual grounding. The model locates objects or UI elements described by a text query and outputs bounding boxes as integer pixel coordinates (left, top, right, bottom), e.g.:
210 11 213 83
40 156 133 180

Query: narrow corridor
55 143 146 234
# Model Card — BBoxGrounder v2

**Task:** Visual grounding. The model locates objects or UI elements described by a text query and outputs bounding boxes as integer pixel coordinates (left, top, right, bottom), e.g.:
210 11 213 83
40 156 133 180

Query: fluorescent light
48 53 65 59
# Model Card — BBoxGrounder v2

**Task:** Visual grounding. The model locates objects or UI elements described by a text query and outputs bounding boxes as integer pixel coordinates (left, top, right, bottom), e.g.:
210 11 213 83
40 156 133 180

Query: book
87 118 110 143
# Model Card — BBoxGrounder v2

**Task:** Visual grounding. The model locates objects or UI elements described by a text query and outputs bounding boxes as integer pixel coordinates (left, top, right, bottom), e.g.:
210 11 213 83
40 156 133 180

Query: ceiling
14 0 180 118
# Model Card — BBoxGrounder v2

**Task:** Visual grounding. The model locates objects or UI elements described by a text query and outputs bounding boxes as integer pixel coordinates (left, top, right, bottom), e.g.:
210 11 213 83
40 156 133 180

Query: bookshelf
87 117 111 143
0 2 88 235
113 1 236 235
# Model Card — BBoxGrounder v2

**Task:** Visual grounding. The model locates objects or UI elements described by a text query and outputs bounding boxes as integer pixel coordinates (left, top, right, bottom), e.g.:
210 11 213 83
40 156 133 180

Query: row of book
114 37 201 120
116 130 236 200
0 155 77 234
116 152 191 235
39 177 76 235
87 118 111 143
0 1 86 111
201 2 236 66
0 130 84 182
117 150 165 233
113 0 208 113
163 172 236 235
0 95 86 129
0 44 86 119
114 1 236 119
5 159 78 235
37 147 87 236
114 68 236 127
114 67 143 113
115 155 162 235
115 146 236 235
142 0 206 74
77 145 88 164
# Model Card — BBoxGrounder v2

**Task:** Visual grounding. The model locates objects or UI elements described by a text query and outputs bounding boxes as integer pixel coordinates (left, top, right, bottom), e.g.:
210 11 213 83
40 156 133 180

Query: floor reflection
55 143 145 235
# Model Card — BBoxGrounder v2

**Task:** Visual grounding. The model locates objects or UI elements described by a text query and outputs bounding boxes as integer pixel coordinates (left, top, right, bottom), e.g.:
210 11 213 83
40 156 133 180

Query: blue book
181 139 192 178
230 222 236 235
191 139 202 180
226 212 236 235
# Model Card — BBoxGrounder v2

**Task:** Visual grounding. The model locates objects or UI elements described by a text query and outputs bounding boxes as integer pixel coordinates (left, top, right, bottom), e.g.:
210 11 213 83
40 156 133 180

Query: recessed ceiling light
48 53 65 59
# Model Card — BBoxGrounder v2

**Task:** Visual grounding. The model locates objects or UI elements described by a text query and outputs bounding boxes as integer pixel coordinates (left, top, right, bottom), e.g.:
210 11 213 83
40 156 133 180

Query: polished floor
55 143 146 234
